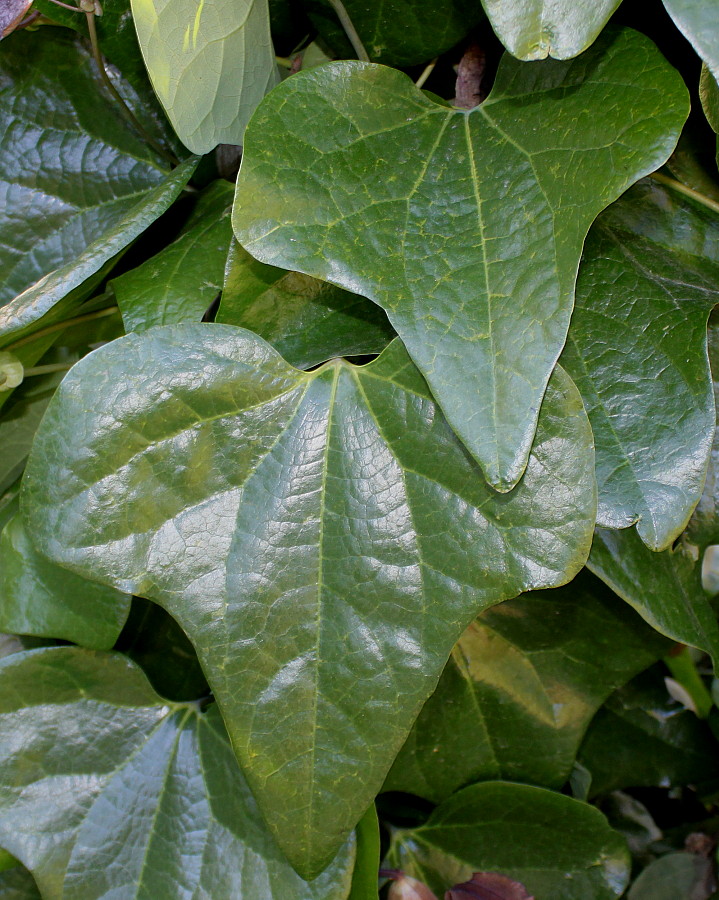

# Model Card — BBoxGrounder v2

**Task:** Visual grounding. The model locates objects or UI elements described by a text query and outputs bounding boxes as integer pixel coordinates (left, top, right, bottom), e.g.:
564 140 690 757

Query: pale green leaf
663 0 719 81
131 0 279 153
0 647 355 899
22 325 595 877
233 29 688 489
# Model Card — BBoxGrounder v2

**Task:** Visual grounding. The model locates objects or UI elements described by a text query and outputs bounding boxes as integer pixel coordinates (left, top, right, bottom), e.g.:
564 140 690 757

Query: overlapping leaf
479 0 621 60
0 29 169 308
131 0 279 152
0 647 356 899
114 180 234 332
233 28 688 490
386 782 631 899
219 241 394 369
561 179 719 550
21 324 595 877
384 574 667 802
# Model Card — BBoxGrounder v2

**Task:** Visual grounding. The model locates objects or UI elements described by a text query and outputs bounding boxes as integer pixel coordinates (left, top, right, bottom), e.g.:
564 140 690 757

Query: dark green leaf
385 573 668 802
233 29 688 489
304 0 483 66
700 66 719 134
22 325 595 877
663 0 719 80
0 157 197 350
0 515 131 650
479 0 622 60
386 782 631 899
588 527 719 664
131 0 279 152
0 647 356 898
114 180 234 332
0 29 169 308
0 864 41 900
627 852 714 900
579 666 719 796
561 178 719 550
219 240 394 369
0 371 61 493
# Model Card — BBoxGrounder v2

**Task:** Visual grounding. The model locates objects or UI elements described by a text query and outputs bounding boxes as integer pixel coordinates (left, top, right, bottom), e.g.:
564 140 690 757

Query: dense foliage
1 0 719 897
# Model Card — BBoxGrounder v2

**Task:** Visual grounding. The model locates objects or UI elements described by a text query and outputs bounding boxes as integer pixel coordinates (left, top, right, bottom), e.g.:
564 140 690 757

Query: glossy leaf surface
561 179 718 550
0 29 168 308
479 0 621 60
387 782 630 899
385 574 667 802
588 527 719 665
0 647 356 899
22 324 595 877
663 0 719 80
219 241 395 369
579 666 719 795
131 0 279 152
0 515 131 650
0 157 197 349
233 30 688 489
114 180 234 332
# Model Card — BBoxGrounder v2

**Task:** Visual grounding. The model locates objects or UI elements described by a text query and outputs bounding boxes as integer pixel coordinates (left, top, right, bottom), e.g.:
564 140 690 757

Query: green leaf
663 0 719 81
0 515 131 650
22 324 596 877
233 28 688 490
0 157 197 350
304 0 483 66
700 65 719 134
114 180 234 332
219 240 395 369
588 527 719 665
386 782 631 899
348 806 380 900
384 573 668 802
560 179 719 550
479 0 622 60
131 0 279 153
627 852 713 900
0 864 41 900
578 666 719 796
0 29 169 308
0 647 356 899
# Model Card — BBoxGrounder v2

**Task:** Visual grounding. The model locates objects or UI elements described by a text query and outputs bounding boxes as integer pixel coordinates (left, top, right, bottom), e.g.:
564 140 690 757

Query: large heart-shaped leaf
22 324 595 877
233 28 688 490
560 179 719 550
479 0 622 60
384 573 667 802
0 29 169 308
386 782 630 899
131 0 279 153
0 647 356 899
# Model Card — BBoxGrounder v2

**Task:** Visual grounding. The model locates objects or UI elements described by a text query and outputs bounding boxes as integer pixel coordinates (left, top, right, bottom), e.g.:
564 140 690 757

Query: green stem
415 58 437 89
664 645 713 719
5 306 119 352
326 0 369 62
651 171 719 216
24 362 77 377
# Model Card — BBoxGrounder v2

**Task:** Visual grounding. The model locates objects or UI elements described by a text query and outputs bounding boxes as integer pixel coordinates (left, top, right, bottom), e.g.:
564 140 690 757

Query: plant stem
5 306 119 352
23 362 77 377
84 11 178 167
46 0 86 11
651 171 719 216
326 0 370 62
415 58 437 89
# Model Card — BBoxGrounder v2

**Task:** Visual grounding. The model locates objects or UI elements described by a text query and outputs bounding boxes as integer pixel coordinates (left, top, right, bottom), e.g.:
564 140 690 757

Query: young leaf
0 29 169 308
0 647 356 899
479 0 622 60
21 324 596 878
588 527 719 665
386 782 631 899
663 0 719 81
560 179 719 551
385 573 668 802
0 515 131 650
131 0 279 153
233 28 688 490
219 240 395 369
114 180 234 332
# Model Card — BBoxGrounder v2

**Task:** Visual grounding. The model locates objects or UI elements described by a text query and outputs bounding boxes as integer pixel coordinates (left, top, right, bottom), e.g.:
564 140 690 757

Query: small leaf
219 240 395 368
0 647 356 898
700 65 719 134
387 782 631 899
131 0 279 152
22 325 596 877
233 28 688 489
